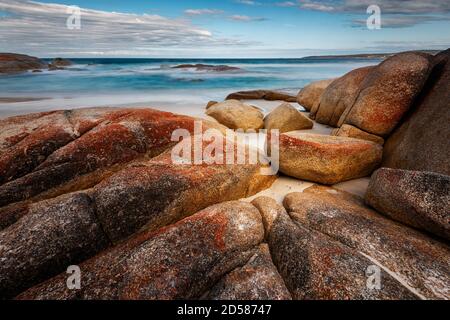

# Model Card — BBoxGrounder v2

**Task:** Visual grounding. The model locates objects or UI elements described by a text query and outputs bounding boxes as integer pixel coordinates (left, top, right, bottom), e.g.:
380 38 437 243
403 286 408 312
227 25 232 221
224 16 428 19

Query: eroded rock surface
0 108 275 299
205 244 292 300
268 201 417 300
0 192 110 298
0 108 219 207
284 185 450 299
17 201 264 300
366 168 450 241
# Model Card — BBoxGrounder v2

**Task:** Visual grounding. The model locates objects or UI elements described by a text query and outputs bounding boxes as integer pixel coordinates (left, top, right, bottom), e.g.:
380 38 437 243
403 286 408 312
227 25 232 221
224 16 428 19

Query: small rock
296 79 334 111
172 64 241 72
226 90 297 102
49 57 73 67
272 132 382 184
206 99 264 130
264 102 313 133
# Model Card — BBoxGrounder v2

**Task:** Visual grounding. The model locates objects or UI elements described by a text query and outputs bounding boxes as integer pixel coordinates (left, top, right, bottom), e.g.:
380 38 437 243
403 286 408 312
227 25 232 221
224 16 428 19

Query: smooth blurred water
1 58 381 96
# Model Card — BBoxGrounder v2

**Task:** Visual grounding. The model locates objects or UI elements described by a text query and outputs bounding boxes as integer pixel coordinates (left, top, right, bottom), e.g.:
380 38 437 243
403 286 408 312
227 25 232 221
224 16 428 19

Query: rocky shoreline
0 49 449 300
0 53 72 74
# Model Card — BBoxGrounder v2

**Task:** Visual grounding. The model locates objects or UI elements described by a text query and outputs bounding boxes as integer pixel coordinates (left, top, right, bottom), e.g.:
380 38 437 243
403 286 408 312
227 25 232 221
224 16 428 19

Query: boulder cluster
0 49 449 300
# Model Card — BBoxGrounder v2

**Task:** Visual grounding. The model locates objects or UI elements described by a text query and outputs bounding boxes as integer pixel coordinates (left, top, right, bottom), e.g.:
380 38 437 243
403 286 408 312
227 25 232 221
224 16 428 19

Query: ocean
0 57 382 117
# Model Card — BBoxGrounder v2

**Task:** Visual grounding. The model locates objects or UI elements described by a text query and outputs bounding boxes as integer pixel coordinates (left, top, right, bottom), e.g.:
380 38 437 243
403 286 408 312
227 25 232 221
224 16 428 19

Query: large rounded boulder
315 66 373 127
382 49 450 175
339 52 433 136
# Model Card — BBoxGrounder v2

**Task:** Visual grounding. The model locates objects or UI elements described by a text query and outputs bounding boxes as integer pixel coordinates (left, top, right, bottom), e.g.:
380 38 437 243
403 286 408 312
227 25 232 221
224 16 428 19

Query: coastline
1 49 448 301
0 96 369 200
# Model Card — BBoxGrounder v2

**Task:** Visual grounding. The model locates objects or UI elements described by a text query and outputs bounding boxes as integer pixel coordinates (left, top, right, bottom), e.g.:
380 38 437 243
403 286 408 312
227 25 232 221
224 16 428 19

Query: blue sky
0 0 449 57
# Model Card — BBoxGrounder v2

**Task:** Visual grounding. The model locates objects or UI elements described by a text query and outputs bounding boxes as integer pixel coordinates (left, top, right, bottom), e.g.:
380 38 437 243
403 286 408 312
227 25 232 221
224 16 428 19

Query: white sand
0 97 369 202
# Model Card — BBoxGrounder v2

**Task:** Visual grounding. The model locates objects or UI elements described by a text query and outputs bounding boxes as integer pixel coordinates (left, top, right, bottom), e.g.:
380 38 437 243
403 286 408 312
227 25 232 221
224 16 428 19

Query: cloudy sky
0 0 449 57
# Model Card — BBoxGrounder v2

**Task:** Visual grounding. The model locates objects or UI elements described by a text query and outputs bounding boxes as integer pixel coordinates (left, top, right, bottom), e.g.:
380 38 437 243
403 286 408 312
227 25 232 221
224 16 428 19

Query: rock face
17 201 264 300
339 52 433 136
226 90 297 102
0 108 215 207
0 108 276 298
284 185 450 299
172 64 241 72
296 79 334 111
264 103 313 133
92 146 275 243
332 124 384 145
205 244 292 300
272 133 382 184
268 200 417 300
382 49 450 175
0 53 47 74
365 168 450 241
315 66 373 127
1 150 274 298
0 192 110 298
206 100 264 130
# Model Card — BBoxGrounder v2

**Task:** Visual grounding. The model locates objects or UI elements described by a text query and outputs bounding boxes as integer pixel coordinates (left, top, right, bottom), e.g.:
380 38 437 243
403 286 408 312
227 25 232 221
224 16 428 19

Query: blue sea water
0 58 381 116
1 58 382 95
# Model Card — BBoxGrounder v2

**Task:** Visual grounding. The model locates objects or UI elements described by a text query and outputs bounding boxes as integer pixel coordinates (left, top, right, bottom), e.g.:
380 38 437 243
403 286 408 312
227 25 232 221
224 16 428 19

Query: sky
0 0 449 58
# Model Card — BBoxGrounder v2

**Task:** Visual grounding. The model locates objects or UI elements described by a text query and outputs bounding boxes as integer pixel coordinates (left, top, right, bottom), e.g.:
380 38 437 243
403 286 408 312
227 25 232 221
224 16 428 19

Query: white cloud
275 2 297 8
229 15 267 22
352 15 450 28
298 0 450 14
0 0 249 57
297 0 450 27
235 0 261 6
184 9 224 16
301 2 334 12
